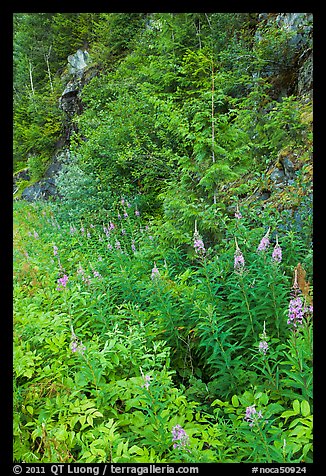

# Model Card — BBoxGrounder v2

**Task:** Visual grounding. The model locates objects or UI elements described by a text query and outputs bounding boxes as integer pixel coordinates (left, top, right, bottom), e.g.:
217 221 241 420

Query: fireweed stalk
234 237 245 273
171 424 190 450
70 323 99 391
272 235 282 263
234 237 255 336
286 269 313 398
258 321 269 356
193 221 205 256
288 269 306 329
244 405 272 462
255 321 279 391
55 261 98 390
270 235 283 337
257 228 271 252
235 204 242 220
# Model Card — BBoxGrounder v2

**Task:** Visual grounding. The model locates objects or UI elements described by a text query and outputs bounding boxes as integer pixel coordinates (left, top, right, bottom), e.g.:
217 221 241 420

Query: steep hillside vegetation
13 13 313 464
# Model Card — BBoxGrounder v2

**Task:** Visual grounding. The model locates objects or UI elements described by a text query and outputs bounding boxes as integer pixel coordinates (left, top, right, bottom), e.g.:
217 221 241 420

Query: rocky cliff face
255 13 313 98
59 49 97 139
18 50 97 201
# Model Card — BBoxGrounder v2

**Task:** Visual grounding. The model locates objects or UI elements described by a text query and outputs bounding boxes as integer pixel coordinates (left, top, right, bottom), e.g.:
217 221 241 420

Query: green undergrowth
13 198 313 463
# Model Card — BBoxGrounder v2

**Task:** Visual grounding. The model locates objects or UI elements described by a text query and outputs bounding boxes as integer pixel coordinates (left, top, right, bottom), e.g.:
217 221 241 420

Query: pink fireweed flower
33 230 39 238
135 209 140 217
77 265 84 275
258 321 269 355
57 274 68 291
70 331 86 355
288 296 304 328
234 238 245 272
140 367 151 389
259 340 269 354
193 221 205 256
151 262 160 280
257 227 271 252
235 204 242 219
234 250 245 269
245 405 263 427
194 236 205 254
123 211 128 218
171 424 190 449
272 244 282 263
287 269 305 328
271 235 282 263
53 245 58 256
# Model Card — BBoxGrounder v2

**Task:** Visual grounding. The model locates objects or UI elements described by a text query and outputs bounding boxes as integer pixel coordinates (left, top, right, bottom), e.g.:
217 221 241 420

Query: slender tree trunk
44 46 54 93
28 60 35 96
28 60 37 111
194 18 202 49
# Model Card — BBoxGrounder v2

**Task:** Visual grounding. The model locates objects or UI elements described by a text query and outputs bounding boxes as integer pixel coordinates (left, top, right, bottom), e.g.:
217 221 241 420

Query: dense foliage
13 12 313 463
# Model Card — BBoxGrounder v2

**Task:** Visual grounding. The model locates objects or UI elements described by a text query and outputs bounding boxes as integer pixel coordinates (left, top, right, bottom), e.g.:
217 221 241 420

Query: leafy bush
53 153 114 222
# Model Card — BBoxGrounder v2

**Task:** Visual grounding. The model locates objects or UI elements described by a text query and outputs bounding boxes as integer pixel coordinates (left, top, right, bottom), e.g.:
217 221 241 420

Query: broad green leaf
292 399 300 414
301 400 311 417
231 395 239 407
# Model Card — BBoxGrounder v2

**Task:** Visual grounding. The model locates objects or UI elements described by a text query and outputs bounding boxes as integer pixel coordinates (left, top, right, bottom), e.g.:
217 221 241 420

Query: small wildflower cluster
258 321 269 355
28 230 39 238
272 241 282 263
287 269 312 329
245 405 263 427
140 367 151 389
257 228 270 252
151 262 160 280
257 229 283 263
234 237 245 272
259 340 269 354
57 274 68 291
193 221 205 256
171 424 190 450
77 265 91 286
70 331 86 355
288 296 305 328
103 222 115 237
235 204 242 220
234 207 283 265
77 264 102 284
